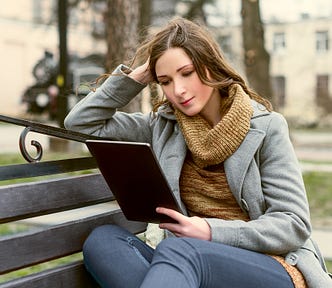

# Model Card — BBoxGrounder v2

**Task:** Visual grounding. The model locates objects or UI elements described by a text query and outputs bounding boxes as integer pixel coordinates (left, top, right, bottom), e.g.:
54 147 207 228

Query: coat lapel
224 128 266 202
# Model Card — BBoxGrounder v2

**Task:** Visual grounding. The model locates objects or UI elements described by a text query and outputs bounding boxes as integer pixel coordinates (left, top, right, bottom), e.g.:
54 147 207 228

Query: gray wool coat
64 65 332 287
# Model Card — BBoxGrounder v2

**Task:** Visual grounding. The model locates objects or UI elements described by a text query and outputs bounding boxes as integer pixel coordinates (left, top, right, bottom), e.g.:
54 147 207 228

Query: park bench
0 114 147 287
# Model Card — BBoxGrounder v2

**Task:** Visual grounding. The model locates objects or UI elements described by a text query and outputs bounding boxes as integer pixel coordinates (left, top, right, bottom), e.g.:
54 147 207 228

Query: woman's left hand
157 207 211 241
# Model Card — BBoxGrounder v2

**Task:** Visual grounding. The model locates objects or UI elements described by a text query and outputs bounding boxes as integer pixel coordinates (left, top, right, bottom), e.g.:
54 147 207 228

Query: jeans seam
127 236 151 268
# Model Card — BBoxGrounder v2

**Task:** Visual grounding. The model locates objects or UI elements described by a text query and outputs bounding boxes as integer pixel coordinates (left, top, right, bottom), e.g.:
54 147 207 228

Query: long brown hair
132 17 272 111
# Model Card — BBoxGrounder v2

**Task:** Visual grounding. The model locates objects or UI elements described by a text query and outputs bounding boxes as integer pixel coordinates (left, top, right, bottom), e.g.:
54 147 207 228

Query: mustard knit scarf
174 84 253 168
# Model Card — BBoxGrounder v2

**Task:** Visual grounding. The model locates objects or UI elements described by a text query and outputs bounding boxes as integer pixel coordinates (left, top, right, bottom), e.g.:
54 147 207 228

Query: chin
182 110 199 117
176 106 200 117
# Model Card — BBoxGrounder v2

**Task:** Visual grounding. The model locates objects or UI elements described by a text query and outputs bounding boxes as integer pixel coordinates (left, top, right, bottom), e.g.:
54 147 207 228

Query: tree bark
185 0 209 24
106 0 140 70
106 0 142 112
241 0 274 107
138 0 152 41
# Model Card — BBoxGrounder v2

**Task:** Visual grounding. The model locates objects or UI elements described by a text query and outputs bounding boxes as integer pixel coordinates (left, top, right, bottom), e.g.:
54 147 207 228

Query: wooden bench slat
0 174 113 223
0 157 97 181
0 208 146 274
0 117 148 285
0 261 99 288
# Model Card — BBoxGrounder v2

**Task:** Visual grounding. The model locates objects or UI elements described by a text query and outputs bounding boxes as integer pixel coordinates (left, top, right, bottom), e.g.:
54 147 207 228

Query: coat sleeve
64 65 153 143
205 113 312 254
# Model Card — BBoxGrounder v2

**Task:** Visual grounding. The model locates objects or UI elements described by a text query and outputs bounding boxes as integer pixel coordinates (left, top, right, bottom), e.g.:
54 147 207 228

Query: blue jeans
83 224 294 288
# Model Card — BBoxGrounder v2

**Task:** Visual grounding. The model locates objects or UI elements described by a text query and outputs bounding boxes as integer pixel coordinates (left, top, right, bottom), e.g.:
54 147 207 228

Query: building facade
214 16 332 127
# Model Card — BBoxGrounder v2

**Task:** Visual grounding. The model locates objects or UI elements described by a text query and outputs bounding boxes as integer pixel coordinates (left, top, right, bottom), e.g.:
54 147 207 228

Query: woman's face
155 47 221 125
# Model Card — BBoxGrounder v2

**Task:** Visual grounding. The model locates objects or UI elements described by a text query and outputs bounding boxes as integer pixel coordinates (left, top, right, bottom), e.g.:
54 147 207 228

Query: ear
204 67 215 83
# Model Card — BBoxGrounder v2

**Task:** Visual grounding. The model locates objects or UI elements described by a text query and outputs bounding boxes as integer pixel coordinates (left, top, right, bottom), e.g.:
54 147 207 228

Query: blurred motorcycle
22 51 104 120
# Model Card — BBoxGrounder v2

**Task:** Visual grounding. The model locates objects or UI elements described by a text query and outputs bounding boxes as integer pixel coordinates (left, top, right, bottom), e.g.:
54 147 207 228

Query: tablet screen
86 140 183 223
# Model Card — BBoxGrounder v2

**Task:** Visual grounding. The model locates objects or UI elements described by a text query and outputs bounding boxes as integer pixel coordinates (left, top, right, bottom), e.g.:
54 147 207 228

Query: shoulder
250 100 288 133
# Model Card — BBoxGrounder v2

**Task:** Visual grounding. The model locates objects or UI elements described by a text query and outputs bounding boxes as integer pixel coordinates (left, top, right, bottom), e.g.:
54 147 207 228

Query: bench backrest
0 115 146 287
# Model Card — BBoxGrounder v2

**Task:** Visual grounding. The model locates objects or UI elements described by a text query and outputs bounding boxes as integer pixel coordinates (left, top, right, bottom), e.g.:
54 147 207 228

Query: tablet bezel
86 139 183 223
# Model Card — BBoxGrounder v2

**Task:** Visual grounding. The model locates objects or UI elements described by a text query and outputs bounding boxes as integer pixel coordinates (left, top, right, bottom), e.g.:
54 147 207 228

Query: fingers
157 207 188 234
128 62 153 84
156 208 212 241
156 207 184 222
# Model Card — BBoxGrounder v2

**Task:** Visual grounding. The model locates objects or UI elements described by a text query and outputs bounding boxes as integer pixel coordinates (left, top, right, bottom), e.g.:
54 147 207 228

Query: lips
180 97 194 106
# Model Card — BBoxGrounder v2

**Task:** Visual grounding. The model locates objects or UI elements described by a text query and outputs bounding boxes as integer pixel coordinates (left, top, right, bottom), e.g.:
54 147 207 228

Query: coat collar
251 99 270 119
224 128 266 201
222 99 269 201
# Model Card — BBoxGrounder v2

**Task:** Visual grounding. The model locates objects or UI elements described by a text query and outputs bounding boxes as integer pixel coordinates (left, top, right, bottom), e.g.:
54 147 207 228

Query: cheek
191 74 211 94
193 83 213 99
202 86 214 98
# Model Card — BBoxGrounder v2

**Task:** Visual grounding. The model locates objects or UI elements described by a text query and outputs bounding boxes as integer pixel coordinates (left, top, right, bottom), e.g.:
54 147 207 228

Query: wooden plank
0 157 98 181
0 174 113 223
0 208 146 274
0 261 99 288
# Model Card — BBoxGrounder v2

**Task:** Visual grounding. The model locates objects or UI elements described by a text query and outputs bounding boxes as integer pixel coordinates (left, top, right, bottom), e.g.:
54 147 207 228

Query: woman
64 17 331 288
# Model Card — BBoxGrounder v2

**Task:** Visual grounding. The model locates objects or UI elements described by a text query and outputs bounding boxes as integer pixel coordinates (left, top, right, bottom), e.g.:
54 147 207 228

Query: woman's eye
159 80 170 86
183 70 194 77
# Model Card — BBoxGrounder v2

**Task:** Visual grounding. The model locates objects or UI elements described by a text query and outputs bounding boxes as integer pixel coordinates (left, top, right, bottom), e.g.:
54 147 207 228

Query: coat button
241 199 249 212
285 253 299 265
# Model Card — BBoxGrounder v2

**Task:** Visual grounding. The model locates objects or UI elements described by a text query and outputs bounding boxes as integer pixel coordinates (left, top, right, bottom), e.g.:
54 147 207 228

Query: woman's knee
83 224 127 256
154 237 199 260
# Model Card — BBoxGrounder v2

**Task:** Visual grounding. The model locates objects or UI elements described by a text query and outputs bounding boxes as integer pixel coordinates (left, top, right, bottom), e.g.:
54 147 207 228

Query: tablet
86 140 184 223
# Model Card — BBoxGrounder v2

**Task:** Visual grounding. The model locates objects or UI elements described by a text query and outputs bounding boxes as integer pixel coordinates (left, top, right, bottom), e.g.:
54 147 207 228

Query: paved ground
1 124 332 260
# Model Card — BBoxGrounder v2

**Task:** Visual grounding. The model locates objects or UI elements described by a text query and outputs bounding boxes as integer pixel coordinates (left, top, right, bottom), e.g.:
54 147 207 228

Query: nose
173 79 186 97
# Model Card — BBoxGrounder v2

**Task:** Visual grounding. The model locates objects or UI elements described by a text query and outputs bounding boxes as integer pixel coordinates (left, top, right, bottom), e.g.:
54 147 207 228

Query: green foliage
0 223 30 236
326 260 332 272
303 171 332 219
0 253 83 284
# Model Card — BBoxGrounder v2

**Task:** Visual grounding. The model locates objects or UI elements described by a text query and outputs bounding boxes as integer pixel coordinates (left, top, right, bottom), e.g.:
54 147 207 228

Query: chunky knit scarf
174 84 253 168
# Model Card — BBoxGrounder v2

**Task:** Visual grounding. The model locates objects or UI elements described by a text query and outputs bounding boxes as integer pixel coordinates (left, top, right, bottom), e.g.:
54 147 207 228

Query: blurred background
0 0 332 279
0 0 332 128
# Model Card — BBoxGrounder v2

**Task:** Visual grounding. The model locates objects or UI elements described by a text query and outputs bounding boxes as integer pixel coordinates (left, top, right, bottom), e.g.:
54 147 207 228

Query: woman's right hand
128 60 153 85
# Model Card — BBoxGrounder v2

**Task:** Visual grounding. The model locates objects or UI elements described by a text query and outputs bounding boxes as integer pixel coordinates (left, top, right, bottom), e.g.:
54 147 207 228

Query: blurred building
0 0 106 117
214 16 332 127
1 0 332 127
268 17 332 127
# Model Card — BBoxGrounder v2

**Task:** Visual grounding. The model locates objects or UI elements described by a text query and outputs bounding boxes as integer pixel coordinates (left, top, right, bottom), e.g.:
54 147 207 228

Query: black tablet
86 140 184 223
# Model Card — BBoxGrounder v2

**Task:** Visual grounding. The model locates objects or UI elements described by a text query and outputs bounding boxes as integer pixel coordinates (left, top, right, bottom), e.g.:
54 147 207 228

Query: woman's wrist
128 62 152 85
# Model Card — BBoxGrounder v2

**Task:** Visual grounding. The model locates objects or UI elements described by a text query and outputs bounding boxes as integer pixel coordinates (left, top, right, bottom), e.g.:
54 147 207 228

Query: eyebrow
156 63 193 78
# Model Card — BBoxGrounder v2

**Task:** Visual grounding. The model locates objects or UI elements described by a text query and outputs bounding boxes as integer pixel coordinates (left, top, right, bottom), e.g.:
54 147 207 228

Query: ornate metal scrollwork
0 114 103 164
19 127 43 163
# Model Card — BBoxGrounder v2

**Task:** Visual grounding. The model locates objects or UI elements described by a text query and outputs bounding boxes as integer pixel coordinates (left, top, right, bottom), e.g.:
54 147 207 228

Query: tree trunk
185 0 208 24
106 0 142 112
106 0 140 70
138 0 152 41
57 0 69 127
241 0 275 107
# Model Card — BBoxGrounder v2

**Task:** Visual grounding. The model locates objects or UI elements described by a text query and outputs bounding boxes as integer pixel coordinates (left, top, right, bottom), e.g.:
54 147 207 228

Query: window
273 32 286 53
272 76 286 108
316 75 332 112
316 31 329 52
316 75 329 100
